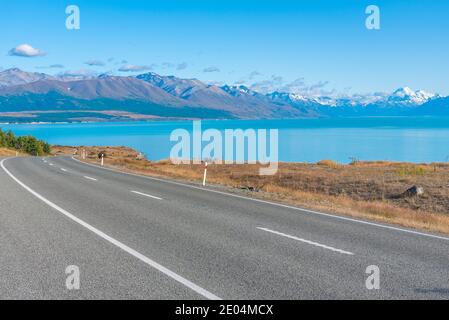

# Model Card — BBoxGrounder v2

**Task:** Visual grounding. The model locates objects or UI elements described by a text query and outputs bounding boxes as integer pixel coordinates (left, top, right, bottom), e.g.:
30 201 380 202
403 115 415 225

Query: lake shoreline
2 115 449 126
5 117 449 164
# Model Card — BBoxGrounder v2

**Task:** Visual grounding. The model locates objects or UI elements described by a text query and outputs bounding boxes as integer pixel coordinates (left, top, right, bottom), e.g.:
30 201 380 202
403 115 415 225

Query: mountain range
0 68 447 122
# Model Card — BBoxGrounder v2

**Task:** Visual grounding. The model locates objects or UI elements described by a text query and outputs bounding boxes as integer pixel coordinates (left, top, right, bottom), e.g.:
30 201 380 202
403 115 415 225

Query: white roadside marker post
202 162 208 186
101 154 104 166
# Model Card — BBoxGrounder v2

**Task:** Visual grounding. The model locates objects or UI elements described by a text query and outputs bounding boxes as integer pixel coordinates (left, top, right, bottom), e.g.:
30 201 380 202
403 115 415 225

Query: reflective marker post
202 162 208 186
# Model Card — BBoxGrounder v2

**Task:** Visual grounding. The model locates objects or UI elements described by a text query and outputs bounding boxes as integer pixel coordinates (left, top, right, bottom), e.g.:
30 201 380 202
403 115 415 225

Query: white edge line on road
0 158 221 300
257 227 354 255
83 176 97 181
131 190 162 200
70 156 449 242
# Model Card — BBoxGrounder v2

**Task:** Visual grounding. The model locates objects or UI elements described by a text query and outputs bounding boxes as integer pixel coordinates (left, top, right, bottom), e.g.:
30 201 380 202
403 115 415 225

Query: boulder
240 186 256 192
402 185 424 197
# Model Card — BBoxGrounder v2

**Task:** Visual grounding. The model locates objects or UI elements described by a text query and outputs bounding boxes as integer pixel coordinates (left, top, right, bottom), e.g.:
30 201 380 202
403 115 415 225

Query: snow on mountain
136 72 208 98
221 85 260 97
266 91 305 102
136 75 314 118
0 68 445 120
387 87 437 106
0 69 438 108
302 87 438 108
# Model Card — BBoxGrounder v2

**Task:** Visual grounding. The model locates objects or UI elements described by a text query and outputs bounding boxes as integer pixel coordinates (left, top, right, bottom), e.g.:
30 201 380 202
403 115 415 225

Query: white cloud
203 66 220 73
8 44 46 57
84 60 105 66
118 64 152 72
50 64 65 69
249 75 336 97
249 75 284 93
36 64 65 69
57 69 98 80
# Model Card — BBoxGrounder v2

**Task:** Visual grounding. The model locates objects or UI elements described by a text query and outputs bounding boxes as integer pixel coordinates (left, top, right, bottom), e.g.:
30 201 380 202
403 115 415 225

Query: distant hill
0 68 56 87
0 68 447 122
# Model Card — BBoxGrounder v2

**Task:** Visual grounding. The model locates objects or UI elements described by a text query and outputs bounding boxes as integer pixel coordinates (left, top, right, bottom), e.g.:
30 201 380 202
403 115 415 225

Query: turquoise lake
2 117 449 163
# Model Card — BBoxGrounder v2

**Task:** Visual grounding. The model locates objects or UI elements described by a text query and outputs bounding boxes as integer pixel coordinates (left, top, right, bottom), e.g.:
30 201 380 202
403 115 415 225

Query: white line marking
83 176 97 181
0 158 220 300
70 156 449 242
49 163 54 166
131 190 162 200
257 227 354 255
61 168 67 172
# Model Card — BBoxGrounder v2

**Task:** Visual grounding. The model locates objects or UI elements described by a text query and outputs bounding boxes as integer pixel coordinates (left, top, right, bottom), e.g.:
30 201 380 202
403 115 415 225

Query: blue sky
1 0 448 95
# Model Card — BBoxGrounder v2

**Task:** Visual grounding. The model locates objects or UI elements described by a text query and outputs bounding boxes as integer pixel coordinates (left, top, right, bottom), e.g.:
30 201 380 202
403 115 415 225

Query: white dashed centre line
257 227 354 255
84 176 97 181
131 190 163 200
61 168 67 172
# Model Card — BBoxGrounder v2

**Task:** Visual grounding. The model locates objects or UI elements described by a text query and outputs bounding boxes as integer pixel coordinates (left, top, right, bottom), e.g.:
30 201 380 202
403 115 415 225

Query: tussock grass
317 159 341 169
396 165 431 177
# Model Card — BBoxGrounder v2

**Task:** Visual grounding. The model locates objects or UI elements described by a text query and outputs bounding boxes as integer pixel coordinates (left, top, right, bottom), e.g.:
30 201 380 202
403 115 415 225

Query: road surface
0 156 448 299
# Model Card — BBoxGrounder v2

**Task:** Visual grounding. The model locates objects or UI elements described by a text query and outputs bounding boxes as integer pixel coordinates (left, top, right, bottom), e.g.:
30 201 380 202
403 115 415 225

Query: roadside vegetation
52 145 449 235
0 128 51 156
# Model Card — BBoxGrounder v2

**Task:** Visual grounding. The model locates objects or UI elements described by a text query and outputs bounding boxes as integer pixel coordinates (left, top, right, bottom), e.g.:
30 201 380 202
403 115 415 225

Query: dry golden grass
0 147 27 156
317 159 341 169
52 145 449 235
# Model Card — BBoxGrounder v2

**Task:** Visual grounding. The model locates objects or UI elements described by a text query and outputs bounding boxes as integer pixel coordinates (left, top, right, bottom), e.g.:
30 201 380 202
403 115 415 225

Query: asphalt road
1 156 449 299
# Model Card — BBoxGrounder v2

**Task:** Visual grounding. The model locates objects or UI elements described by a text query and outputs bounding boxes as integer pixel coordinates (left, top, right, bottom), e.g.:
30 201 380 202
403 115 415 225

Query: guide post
202 162 208 186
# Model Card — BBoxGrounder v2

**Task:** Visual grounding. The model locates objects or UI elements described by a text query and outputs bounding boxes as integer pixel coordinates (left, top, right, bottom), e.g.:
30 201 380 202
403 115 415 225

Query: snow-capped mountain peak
261 86 439 108
388 87 436 105
266 91 310 103
393 86 415 97
221 85 258 97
